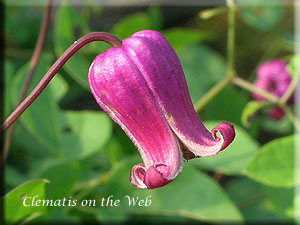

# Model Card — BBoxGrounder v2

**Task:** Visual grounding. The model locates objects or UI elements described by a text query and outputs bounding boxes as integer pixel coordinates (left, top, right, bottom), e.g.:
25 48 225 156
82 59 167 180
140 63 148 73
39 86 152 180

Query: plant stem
280 73 300 105
226 0 236 77
213 171 223 182
71 171 111 202
232 77 300 131
194 76 232 112
2 0 52 165
20 213 42 225
236 194 264 209
0 32 122 135
226 0 235 8
232 77 280 103
284 107 300 132
194 2 236 113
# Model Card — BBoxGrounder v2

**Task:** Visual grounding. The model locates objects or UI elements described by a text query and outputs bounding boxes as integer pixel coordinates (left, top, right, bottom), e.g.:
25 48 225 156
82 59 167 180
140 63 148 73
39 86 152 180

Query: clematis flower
88 30 235 189
252 59 293 120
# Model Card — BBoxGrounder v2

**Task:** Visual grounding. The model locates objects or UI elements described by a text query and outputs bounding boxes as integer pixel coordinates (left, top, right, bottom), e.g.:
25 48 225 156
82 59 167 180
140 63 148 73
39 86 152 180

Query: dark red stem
0 32 122 135
2 0 52 165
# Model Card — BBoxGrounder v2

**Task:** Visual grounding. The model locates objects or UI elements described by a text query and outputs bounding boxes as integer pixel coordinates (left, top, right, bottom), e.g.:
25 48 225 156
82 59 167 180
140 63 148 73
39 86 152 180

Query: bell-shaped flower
88 30 235 189
252 59 292 102
252 59 293 119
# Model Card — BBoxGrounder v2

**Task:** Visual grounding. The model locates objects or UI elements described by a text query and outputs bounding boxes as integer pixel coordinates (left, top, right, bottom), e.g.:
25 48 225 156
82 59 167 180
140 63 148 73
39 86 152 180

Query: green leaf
204 87 248 126
11 53 112 160
38 162 80 200
178 44 227 104
244 135 295 187
12 54 64 156
5 123 53 187
5 165 28 188
286 55 300 79
190 121 259 175
225 178 279 222
111 13 153 40
5 7 42 48
236 0 284 31
4 179 49 224
60 111 112 160
54 3 107 89
98 157 243 223
106 136 124 166
162 28 209 52
262 115 294 134
96 209 128 223
241 101 270 127
263 186 294 219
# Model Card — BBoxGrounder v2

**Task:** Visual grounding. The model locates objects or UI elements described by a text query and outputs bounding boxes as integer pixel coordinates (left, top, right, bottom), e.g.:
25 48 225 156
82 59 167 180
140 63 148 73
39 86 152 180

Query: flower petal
88 46 182 189
253 59 292 102
130 163 171 189
124 30 235 158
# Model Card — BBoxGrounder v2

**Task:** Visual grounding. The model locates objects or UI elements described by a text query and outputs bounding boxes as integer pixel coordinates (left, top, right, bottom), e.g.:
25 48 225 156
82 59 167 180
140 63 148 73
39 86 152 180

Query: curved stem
232 76 300 131
226 0 236 77
194 3 236 113
0 32 122 135
194 76 232 113
232 77 280 103
20 0 52 101
280 73 300 105
226 0 235 8
284 107 300 132
2 0 52 165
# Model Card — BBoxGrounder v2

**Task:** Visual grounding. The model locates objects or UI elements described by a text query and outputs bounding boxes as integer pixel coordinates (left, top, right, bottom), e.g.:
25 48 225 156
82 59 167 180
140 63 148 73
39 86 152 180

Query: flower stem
2 0 52 165
226 0 236 77
194 76 232 113
226 0 235 8
0 32 122 135
232 76 300 131
20 213 42 225
284 107 300 132
280 73 300 105
194 3 236 113
213 170 223 182
232 77 280 103
71 171 111 201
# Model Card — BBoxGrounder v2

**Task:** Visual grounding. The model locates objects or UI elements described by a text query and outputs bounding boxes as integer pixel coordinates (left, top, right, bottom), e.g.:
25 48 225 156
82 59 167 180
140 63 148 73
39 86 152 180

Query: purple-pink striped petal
125 30 235 158
88 46 182 189
88 30 235 189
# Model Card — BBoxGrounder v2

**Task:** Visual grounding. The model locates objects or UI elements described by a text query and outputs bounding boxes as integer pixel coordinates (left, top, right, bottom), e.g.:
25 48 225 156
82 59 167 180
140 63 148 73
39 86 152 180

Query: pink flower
88 30 235 189
252 59 293 120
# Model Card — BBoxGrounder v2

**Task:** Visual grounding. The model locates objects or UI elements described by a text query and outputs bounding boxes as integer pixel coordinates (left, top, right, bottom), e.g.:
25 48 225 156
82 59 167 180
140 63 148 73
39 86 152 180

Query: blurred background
3 0 296 224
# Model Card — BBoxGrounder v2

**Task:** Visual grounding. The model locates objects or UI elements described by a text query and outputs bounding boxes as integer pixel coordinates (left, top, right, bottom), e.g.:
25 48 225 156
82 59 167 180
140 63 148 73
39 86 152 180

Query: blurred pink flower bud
88 30 235 189
269 106 285 120
252 59 293 119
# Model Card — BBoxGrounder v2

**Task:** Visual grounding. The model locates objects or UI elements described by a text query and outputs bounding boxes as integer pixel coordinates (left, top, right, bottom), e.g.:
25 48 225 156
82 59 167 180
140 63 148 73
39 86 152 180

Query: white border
4 0 299 222
4 0 295 6
296 0 300 223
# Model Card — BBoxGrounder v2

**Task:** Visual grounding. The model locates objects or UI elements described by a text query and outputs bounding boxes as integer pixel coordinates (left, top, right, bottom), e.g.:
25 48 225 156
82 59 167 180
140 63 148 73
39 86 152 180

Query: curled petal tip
211 122 235 151
178 121 236 160
129 164 172 189
129 163 147 189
